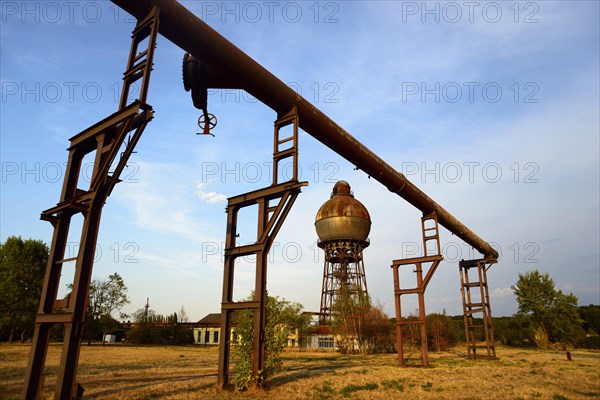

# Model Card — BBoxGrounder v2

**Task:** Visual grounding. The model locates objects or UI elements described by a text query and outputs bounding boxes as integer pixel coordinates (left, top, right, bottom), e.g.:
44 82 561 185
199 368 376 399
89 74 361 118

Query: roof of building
197 311 239 326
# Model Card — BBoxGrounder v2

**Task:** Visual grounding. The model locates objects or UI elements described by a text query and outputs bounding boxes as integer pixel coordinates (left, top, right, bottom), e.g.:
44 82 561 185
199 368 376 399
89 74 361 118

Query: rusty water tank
315 180 371 242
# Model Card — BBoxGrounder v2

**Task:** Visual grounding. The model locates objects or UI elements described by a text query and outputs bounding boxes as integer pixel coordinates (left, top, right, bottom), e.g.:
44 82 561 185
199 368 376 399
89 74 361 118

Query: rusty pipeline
110 0 498 261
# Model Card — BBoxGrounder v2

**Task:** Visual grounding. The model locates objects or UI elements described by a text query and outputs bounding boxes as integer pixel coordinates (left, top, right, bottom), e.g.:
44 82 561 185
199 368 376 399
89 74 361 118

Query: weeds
313 381 335 400
381 379 404 392
421 381 434 391
339 382 378 398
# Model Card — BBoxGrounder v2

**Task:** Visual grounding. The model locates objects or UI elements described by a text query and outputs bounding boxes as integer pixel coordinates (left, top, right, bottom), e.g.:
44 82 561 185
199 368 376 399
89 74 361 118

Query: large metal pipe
110 0 498 260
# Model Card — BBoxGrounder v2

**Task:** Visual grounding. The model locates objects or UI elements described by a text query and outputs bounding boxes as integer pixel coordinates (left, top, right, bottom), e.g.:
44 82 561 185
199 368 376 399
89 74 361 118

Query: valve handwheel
198 113 217 132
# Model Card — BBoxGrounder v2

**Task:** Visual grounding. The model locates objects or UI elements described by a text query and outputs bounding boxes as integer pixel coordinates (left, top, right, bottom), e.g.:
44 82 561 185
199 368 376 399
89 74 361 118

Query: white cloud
491 287 514 298
195 182 227 204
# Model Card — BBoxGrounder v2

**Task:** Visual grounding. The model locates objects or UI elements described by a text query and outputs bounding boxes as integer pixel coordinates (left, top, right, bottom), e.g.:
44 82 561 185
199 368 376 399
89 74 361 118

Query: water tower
315 180 371 325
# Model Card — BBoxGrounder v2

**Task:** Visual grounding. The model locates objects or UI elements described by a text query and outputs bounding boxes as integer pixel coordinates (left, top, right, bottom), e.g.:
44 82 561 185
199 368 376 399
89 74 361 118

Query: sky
1 1 598 322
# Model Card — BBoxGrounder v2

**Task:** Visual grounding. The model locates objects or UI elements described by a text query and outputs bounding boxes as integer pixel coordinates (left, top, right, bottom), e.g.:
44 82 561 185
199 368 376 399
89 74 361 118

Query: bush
577 335 600 349
233 294 307 390
427 313 454 352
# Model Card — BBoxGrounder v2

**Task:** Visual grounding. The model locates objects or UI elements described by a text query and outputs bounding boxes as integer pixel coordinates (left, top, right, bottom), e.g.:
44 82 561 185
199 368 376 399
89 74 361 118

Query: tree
127 306 156 344
0 236 48 342
233 293 309 390
360 303 395 353
329 286 396 355
512 270 584 349
75 273 130 344
578 305 600 335
427 312 454 352
330 284 372 354
126 305 194 345
177 305 189 323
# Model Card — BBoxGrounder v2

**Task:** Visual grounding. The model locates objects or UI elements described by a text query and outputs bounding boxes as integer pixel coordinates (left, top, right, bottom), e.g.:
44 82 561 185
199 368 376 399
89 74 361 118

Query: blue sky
1 1 598 321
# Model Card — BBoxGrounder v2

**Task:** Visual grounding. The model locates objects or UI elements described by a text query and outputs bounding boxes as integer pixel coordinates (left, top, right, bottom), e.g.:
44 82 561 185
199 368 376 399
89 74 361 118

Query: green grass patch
552 395 568 400
421 381 434 391
313 381 335 400
381 379 404 392
339 382 378 398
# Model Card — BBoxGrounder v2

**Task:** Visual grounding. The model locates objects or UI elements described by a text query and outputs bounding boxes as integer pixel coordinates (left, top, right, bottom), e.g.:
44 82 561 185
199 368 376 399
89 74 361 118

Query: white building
193 313 233 345
193 312 303 348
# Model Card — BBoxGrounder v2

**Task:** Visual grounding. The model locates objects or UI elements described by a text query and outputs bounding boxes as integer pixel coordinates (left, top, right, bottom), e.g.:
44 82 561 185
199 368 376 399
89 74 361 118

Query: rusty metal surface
459 259 497 359
315 181 371 242
319 239 370 326
23 8 160 398
391 214 443 367
218 109 306 388
109 0 498 261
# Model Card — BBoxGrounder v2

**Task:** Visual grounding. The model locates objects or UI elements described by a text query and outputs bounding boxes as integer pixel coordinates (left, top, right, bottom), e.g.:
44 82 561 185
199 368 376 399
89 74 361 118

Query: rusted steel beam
110 0 498 260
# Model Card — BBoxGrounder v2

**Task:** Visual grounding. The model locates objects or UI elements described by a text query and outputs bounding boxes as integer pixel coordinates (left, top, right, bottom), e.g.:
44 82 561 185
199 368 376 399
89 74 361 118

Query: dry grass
1 344 598 399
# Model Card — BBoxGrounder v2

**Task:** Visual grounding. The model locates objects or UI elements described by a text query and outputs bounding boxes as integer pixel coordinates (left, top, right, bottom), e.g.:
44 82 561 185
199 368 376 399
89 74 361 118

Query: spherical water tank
315 180 371 242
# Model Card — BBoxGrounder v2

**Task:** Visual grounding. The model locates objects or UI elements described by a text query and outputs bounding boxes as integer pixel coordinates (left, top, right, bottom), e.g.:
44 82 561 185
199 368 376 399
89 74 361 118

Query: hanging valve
183 52 216 136
197 110 217 136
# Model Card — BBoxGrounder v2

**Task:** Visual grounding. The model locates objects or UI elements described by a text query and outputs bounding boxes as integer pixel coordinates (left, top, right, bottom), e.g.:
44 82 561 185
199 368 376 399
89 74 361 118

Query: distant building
305 325 336 350
193 312 303 348
193 313 236 345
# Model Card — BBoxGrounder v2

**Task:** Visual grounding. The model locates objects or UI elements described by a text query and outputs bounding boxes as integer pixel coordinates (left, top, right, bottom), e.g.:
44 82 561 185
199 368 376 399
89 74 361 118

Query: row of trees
0 237 204 347
2 236 598 356
126 305 194 345
322 269 600 357
0 236 192 345
397 270 600 352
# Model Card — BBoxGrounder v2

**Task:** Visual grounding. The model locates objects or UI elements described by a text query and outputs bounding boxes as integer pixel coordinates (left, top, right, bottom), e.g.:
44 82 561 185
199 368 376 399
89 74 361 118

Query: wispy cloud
492 287 514 298
195 182 227 204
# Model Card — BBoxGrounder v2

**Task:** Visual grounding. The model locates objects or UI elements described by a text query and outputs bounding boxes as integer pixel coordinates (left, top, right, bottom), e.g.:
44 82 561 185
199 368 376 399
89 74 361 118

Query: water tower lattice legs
319 241 369 326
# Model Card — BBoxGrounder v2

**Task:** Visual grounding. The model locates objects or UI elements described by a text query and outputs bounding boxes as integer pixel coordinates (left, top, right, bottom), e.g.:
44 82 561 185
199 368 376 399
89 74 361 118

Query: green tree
126 305 194 345
493 315 531 347
0 236 48 342
511 270 584 349
331 284 372 354
233 293 308 390
578 305 600 335
127 306 156 344
74 273 130 344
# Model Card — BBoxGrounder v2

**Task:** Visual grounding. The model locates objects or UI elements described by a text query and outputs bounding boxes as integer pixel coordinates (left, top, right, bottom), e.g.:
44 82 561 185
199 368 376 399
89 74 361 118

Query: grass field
1 344 598 399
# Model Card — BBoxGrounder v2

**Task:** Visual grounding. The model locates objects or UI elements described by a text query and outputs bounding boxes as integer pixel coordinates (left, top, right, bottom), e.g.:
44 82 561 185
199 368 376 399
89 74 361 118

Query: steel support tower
319 240 370 325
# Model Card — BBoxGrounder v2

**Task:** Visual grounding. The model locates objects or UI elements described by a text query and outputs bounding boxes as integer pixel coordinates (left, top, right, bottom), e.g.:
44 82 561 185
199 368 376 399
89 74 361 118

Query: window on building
213 330 219 344
205 330 210 344
318 337 334 348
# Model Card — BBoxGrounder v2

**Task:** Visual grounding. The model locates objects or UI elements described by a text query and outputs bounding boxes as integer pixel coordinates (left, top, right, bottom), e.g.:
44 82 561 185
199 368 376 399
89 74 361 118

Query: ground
1 344 598 399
